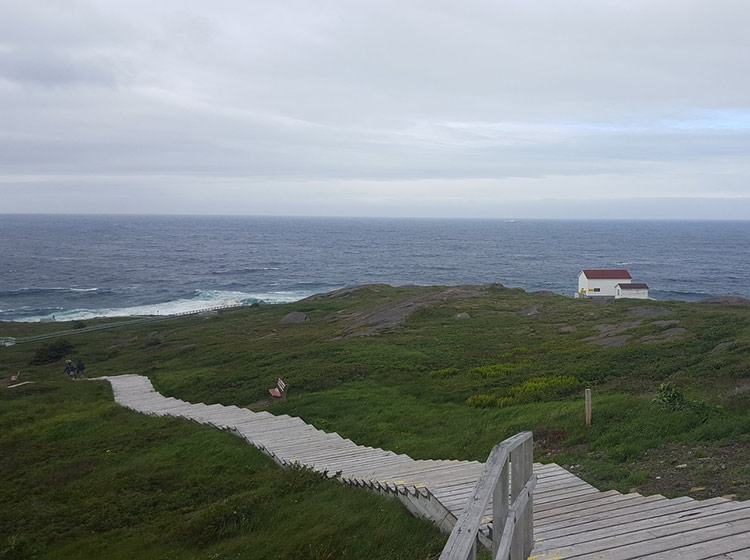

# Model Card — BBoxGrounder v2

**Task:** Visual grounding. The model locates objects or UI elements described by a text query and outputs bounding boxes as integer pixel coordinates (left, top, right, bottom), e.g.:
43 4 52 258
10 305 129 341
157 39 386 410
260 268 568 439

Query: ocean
1 215 749 322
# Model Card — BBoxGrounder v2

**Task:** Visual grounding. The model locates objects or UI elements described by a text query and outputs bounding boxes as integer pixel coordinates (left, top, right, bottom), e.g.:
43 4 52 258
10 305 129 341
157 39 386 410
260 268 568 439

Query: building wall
578 273 631 297
615 287 649 299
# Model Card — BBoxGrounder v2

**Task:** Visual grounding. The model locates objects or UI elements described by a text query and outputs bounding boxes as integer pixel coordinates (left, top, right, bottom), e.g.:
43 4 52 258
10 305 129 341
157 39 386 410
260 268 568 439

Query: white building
615 283 649 299
577 269 632 297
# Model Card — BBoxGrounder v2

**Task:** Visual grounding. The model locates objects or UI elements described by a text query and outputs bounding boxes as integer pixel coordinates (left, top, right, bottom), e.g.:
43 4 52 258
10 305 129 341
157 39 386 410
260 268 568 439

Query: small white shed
577 270 632 297
615 283 649 299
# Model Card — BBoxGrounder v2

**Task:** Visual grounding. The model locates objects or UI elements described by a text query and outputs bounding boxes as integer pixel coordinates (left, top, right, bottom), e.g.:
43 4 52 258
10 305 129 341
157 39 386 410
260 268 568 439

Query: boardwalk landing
95 375 750 559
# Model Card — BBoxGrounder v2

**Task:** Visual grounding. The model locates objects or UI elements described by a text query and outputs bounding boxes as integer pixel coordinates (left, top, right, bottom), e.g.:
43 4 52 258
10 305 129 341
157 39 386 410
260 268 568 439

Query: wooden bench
268 378 288 400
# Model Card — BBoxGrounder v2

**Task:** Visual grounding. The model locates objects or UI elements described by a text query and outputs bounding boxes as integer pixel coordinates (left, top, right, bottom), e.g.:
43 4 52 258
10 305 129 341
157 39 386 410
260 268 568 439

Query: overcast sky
1 0 749 218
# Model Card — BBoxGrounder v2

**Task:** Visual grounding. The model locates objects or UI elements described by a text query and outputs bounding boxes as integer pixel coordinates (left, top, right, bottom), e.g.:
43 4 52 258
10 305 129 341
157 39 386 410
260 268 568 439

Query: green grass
2 284 750 557
0 378 444 559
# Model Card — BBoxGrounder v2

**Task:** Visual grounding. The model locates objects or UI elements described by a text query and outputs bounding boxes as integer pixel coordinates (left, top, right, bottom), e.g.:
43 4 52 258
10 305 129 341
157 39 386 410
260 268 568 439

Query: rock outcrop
279 311 310 324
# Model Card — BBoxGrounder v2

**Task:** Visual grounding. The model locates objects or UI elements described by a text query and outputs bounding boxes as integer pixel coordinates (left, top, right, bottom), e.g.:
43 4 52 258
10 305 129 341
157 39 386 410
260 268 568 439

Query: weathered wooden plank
534 485 600 505
270 440 359 457
339 457 417 478
534 490 629 519
534 481 598 500
426 487 478 507
535 470 587 483
410 465 483 484
261 429 341 445
281 442 380 462
703 550 750 560
325 454 400 472
360 461 468 481
538 500 746 546
330 451 406 468
235 420 311 437
537 495 699 538
534 503 750 558
568 520 750 560
293 449 393 468
536 496 735 540
429 474 493 494
535 477 594 493
534 492 644 519
634 536 750 560
535 494 670 528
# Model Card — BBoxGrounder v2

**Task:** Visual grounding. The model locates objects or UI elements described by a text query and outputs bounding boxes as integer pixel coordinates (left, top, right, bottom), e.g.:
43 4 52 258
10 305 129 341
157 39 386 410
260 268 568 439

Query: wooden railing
439 431 536 560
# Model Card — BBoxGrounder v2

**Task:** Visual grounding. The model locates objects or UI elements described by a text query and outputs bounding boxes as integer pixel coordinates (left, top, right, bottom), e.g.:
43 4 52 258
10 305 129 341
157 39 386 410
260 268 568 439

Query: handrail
439 431 535 560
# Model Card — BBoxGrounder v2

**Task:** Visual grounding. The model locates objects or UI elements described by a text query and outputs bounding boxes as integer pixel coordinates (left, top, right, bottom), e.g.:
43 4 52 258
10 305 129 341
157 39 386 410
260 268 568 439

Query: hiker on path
63 360 76 378
76 360 86 379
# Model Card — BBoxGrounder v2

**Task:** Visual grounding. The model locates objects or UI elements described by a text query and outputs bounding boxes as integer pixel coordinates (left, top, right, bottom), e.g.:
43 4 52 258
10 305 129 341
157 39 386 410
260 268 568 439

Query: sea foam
12 289 318 323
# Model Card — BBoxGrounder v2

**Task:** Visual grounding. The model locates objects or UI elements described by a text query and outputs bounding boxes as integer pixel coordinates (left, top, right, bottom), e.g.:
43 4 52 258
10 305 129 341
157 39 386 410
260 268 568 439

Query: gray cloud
0 0 749 217
0 48 116 87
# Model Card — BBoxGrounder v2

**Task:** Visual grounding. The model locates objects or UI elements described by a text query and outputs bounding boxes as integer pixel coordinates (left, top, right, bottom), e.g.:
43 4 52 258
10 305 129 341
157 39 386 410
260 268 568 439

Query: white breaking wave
13 289 319 323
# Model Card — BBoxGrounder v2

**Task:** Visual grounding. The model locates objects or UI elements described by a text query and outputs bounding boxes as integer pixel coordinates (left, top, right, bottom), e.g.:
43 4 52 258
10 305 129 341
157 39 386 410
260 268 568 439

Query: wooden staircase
94 375 750 559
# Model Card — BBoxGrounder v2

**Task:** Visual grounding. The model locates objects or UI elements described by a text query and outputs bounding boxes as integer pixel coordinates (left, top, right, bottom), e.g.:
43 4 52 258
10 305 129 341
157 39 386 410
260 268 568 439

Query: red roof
582 269 632 280
618 283 649 290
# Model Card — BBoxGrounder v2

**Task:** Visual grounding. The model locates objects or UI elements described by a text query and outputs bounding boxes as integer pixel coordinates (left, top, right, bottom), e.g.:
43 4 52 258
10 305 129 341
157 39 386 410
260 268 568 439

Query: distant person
64 360 76 378
76 360 86 379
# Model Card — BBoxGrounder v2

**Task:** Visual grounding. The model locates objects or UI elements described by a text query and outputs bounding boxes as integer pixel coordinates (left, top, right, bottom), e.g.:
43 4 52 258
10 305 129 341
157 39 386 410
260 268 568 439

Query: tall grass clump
498 376 581 406
429 367 460 379
469 362 528 379
466 394 498 407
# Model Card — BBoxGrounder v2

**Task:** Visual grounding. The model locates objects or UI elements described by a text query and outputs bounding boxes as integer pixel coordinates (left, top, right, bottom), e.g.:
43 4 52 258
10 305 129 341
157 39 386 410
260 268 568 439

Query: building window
593 288 600 292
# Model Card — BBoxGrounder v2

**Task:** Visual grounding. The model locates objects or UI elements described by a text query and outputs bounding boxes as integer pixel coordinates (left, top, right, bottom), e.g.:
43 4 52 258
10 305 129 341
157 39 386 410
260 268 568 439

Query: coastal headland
2 284 749 558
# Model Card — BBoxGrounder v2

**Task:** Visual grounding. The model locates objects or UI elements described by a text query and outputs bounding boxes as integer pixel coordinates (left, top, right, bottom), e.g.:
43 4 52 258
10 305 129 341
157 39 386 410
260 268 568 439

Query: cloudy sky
1 0 749 218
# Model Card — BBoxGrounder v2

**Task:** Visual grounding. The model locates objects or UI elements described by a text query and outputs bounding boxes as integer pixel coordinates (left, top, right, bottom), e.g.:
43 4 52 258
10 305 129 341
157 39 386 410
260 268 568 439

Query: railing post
521 435 534 558
510 445 524 560
439 432 533 560
492 459 509 558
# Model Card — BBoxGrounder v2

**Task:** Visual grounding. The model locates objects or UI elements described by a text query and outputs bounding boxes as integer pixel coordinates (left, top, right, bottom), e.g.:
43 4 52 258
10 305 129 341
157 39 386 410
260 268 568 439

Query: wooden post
492 460 509 558
510 446 525 560
585 388 592 426
521 436 534 559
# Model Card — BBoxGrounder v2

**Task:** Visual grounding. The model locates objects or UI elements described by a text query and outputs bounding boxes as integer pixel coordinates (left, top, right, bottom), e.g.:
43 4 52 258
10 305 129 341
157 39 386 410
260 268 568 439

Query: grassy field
2 284 750 558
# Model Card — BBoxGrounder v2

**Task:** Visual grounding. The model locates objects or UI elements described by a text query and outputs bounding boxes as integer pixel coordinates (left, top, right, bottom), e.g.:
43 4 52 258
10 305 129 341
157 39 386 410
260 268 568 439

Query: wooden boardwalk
95 375 750 559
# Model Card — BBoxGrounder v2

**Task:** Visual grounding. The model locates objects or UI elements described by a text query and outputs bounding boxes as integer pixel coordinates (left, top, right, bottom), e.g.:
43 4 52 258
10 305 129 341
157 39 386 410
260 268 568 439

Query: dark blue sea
1 215 749 322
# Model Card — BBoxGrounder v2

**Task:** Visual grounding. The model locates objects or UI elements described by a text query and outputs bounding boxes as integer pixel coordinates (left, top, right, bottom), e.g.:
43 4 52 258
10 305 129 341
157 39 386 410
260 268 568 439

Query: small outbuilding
577 270 632 297
615 282 649 299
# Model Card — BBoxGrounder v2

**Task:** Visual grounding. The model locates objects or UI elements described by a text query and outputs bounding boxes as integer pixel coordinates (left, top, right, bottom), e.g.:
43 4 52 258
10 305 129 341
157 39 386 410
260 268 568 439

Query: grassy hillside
2 284 750 557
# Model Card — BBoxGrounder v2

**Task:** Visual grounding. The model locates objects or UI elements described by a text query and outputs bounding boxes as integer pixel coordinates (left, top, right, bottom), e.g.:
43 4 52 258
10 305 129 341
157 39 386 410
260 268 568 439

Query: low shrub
497 396 518 408
172 494 257 547
0 534 41 560
497 346 530 360
273 461 338 493
29 339 74 365
429 367 460 379
469 362 525 378
653 382 685 411
466 394 498 407
507 376 581 403
141 337 163 349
